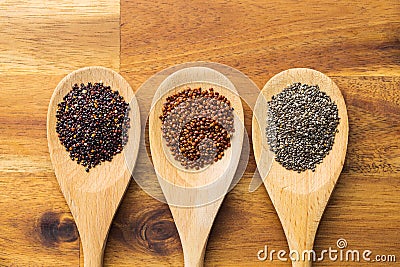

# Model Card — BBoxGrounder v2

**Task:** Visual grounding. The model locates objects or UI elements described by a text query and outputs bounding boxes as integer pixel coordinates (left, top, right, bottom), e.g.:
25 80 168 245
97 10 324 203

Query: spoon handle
80 220 106 267
170 202 221 267
183 246 206 267
288 239 313 267
72 195 111 267
276 193 319 267
82 242 104 267
292 260 312 267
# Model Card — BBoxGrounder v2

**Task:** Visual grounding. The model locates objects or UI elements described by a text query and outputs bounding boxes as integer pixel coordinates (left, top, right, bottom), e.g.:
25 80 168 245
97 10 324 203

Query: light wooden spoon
149 67 244 267
47 66 140 267
252 68 348 266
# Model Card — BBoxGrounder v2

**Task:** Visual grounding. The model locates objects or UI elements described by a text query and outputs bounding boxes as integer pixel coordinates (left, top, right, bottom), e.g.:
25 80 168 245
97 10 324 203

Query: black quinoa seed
160 87 235 170
266 83 340 173
56 82 130 172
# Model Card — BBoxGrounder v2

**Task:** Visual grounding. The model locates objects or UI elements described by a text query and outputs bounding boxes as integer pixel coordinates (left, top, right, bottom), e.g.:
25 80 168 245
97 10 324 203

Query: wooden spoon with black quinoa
47 66 140 267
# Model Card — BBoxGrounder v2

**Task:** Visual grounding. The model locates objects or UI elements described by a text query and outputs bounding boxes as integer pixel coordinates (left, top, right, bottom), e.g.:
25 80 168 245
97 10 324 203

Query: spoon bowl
252 68 348 266
47 66 140 267
149 67 244 266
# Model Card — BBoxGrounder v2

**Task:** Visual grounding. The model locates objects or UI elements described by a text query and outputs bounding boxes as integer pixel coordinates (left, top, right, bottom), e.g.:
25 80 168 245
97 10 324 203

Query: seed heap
266 83 340 172
56 82 130 172
160 87 235 170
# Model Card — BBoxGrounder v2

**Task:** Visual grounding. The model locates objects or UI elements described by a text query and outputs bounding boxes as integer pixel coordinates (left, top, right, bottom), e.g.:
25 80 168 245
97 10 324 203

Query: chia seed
56 82 130 172
266 83 340 172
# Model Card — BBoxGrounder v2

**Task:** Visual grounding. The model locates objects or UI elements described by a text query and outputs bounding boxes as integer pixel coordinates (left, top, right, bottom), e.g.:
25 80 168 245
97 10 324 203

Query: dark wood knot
38 211 78 247
117 206 181 255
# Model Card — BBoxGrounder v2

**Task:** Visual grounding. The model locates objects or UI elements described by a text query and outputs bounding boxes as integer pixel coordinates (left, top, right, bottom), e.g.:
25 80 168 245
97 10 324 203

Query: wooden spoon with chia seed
252 68 348 267
47 66 140 267
149 67 244 267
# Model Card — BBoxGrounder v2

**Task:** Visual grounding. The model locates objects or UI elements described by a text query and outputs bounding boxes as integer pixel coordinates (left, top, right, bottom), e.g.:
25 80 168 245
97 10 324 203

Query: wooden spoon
149 67 244 267
252 68 348 266
47 66 140 267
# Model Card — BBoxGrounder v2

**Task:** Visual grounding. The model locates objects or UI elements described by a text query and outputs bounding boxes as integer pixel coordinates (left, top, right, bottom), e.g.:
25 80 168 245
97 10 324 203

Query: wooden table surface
0 0 399 266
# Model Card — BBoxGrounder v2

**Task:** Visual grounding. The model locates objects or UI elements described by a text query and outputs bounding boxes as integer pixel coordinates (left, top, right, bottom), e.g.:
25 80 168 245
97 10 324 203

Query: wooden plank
0 0 399 266
121 0 400 87
119 0 400 266
106 74 400 265
0 172 79 266
11 75 400 265
0 0 120 74
0 0 120 265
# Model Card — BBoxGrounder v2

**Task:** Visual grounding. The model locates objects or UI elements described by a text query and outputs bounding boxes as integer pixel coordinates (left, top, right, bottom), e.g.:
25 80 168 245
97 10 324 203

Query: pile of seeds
160 87 235 170
266 83 340 172
56 82 130 172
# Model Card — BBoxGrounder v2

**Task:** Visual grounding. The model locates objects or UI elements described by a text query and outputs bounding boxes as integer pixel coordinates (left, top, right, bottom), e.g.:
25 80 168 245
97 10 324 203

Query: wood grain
0 0 120 266
0 0 399 266
120 0 400 85
119 0 399 266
